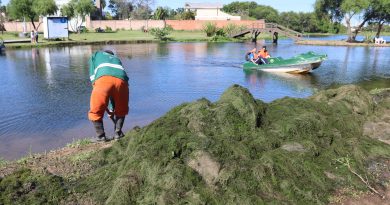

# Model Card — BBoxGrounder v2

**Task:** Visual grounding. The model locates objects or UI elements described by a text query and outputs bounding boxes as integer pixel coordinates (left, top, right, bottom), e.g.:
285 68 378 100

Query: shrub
150 26 173 41
238 24 248 32
223 23 238 37
362 31 375 43
203 22 217 37
105 26 113 32
215 28 226 37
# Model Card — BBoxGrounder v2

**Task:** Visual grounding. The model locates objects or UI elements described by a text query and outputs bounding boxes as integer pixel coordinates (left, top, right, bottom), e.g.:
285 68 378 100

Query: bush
77 26 88 33
362 31 375 43
223 23 238 37
105 26 113 32
215 28 226 37
150 26 173 41
203 22 217 37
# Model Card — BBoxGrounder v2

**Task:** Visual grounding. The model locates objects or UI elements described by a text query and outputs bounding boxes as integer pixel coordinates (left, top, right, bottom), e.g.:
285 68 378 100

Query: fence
3 22 43 32
3 19 265 32
87 19 265 31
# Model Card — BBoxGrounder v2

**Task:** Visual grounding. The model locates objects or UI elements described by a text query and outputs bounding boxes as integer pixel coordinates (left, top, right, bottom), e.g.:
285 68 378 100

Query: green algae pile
1 85 390 204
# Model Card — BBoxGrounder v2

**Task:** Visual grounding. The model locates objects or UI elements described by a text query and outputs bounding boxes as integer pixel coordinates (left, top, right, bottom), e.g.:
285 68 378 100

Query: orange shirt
259 50 269 58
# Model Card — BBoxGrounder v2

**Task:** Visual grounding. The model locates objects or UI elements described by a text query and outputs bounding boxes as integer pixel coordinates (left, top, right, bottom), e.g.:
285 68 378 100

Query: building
184 3 241 20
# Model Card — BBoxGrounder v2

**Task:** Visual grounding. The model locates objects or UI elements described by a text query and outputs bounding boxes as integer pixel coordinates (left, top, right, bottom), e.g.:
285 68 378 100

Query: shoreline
2 30 390 49
4 38 390 50
296 39 390 47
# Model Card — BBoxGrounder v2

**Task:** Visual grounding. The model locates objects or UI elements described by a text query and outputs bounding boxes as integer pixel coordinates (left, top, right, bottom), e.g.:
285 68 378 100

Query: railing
230 22 304 40
265 23 303 38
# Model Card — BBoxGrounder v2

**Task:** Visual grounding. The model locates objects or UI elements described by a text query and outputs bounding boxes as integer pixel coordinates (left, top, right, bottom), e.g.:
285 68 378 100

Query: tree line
222 1 389 41
1 0 389 41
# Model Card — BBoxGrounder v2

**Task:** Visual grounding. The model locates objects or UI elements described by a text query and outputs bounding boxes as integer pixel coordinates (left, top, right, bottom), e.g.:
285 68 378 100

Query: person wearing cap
88 50 129 141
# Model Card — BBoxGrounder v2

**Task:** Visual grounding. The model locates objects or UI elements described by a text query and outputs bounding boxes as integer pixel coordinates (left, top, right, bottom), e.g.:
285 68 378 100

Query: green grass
0 157 7 167
0 32 21 40
1 30 212 48
66 138 92 148
0 29 287 49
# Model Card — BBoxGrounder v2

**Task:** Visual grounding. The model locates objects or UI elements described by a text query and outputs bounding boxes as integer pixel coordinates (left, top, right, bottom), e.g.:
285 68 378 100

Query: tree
249 5 279 22
131 0 154 20
222 1 258 17
153 6 168 20
365 0 390 37
315 0 370 42
0 0 5 34
7 0 57 30
280 12 301 31
179 10 195 20
341 0 370 42
108 0 133 19
61 0 95 33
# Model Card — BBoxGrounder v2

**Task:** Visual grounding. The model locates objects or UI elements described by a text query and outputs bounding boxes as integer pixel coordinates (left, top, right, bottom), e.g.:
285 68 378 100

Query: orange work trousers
89 76 129 121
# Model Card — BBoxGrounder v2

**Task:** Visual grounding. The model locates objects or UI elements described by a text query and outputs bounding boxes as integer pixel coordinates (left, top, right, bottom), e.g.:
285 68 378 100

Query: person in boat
245 48 257 63
88 50 129 141
254 46 270 65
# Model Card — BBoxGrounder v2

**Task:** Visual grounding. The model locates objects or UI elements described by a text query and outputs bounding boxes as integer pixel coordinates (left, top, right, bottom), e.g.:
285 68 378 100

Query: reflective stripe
90 63 124 81
95 63 124 72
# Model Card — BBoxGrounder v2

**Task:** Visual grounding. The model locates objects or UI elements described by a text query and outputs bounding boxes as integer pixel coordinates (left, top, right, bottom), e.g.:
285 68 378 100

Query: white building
185 3 241 20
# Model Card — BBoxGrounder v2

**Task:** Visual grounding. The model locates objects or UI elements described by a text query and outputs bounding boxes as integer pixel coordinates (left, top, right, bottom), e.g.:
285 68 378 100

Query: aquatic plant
1 85 389 204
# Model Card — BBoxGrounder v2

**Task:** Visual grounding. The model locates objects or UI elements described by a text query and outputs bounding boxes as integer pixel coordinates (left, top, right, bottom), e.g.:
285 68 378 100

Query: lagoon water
0 40 389 159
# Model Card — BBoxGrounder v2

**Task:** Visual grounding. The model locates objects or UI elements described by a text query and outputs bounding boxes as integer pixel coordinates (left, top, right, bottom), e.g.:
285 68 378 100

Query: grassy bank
1 84 389 204
0 30 290 49
1 30 242 49
296 39 390 47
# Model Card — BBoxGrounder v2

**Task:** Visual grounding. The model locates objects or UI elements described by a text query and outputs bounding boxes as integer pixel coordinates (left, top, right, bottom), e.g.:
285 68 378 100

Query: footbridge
230 23 304 43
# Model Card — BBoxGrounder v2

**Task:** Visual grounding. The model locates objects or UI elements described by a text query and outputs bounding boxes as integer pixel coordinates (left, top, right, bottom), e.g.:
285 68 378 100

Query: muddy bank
1 85 389 204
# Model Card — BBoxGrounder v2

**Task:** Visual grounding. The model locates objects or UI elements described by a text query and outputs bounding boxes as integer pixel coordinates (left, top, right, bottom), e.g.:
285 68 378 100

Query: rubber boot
114 117 125 139
92 120 108 142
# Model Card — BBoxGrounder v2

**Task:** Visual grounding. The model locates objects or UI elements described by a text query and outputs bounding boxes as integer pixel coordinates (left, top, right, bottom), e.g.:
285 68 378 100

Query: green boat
243 51 327 74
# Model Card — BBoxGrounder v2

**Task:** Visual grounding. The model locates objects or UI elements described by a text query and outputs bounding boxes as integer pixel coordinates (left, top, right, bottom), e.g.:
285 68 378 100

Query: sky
1 0 317 13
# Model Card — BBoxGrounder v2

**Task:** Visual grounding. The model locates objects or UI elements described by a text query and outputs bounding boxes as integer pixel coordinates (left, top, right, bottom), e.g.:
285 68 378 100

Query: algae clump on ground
1 84 389 204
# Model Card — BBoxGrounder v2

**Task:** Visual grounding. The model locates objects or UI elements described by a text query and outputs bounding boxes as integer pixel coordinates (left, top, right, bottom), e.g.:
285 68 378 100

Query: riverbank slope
1 84 389 204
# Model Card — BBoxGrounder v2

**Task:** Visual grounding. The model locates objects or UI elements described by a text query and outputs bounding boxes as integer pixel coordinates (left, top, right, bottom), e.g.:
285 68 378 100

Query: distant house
185 3 241 20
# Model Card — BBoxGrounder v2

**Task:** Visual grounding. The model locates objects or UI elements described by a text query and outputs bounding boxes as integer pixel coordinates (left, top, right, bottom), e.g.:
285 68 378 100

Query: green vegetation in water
1 85 389 204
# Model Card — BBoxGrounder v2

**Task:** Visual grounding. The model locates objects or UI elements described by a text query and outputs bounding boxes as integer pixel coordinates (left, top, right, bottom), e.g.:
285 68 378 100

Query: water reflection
0 42 389 160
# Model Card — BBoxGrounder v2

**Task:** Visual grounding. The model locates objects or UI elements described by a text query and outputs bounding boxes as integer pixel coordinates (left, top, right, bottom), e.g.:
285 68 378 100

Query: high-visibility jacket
89 51 129 83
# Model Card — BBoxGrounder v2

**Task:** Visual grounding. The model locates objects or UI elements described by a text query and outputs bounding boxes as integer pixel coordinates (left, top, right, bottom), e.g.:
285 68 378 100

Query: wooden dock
230 23 304 43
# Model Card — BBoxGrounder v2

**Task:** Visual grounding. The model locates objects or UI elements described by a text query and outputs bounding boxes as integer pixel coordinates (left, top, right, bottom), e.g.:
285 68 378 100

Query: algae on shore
0 84 389 204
